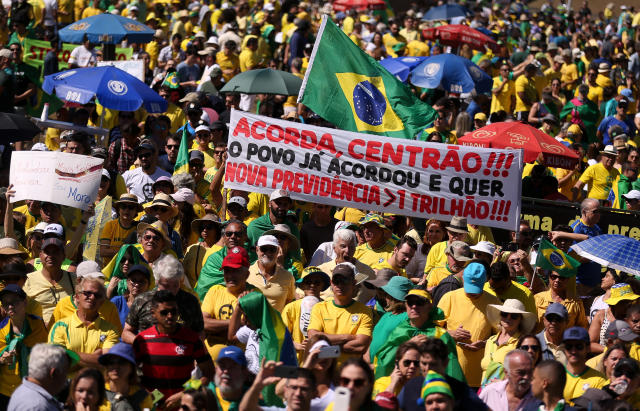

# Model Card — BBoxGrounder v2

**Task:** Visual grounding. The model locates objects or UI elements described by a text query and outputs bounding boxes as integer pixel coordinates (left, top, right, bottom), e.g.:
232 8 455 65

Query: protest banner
98 60 144 81
23 38 133 75
9 152 103 210
83 195 113 263
225 110 524 231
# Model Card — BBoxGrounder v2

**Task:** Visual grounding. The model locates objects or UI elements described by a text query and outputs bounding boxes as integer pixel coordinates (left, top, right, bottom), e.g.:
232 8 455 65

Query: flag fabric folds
298 15 437 139
173 127 189 175
536 237 580 277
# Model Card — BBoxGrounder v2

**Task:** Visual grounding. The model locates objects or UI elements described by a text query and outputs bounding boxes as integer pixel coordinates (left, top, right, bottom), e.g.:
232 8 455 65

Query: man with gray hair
479 349 537 410
122 254 203 344
7 344 71 411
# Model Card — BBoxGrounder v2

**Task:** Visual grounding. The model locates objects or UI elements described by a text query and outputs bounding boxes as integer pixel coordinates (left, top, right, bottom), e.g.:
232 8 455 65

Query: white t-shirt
42 0 58 26
122 166 171 203
68 45 97 68
236 326 260 375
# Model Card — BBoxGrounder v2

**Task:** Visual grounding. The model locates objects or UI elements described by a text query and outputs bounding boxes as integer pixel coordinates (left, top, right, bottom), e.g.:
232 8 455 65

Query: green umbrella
220 68 302 95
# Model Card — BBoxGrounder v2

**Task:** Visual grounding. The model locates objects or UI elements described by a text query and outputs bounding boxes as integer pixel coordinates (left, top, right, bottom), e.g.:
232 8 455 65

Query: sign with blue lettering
9 152 103 210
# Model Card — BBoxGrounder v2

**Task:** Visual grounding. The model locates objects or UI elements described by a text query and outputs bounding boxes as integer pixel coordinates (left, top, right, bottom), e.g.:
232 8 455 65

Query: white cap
76 261 101 278
470 241 496 256
102 169 111 180
43 223 64 238
129 5 138 11
206 36 219 46
257 235 279 248
32 222 48 233
31 143 49 151
195 124 210 133
334 220 357 232
622 190 640 201
228 196 247 208
263 3 275 11
270 189 291 201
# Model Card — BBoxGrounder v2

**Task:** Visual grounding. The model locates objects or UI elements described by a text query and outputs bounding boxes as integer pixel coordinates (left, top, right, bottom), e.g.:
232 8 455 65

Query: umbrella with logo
409 53 492 94
42 66 167 113
458 122 579 169
422 4 471 21
572 235 640 276
220 68 302 95
379 56 427 82
422 24 498 52
58 13 155 44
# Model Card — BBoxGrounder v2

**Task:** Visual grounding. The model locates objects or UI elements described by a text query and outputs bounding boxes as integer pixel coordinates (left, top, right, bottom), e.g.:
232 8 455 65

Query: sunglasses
304 279 325 286
500 312 521 320
214 150 225 155
339 377 366 388
224 231 243 237
138 152 152 159
201 224 217 231
545 314 565 323
549 275 568 281
158 308 177 316
564 342 585 351
150 206 169 213
119 204 138 211
259 246 278 254
81 290 102 299
128 276 147 285
401 359 420 367
332 276 352 286
166 144 179 150
406 298 427 307
520 344 541 351
143 234 161 242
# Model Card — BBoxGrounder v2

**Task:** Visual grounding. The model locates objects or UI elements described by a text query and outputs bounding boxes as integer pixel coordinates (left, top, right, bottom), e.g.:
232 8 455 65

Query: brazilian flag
298 16 436 139
162 72 180 89
173 127 190 175
536 237 580 277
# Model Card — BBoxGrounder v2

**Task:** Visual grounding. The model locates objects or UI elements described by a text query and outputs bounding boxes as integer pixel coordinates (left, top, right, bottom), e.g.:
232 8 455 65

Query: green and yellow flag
536 237 580 277
173 127 189 175
298 16 436 139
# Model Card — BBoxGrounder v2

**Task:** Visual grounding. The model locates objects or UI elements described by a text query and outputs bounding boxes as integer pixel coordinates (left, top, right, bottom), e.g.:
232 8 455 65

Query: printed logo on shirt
175 345 186 355
100 334 106 342
218 304 233 320
582 383 591 391
351 314 359 323
378 257 384 263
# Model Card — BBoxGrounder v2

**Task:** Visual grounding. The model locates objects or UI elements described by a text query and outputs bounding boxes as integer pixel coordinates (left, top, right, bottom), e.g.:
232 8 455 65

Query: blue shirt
7 378 63 411
111 295 129 327
570 219 602 287
597 115 636 145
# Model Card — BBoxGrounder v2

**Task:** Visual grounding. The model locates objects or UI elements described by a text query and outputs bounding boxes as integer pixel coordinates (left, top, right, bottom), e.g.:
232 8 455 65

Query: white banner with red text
225 110 523 231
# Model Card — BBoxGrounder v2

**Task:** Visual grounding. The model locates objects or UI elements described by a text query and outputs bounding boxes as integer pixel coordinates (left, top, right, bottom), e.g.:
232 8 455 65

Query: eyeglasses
81 290 102 299
224 231 243 237
500 312 521 320
549 275 568 281
158 308 177 316
564 342 585 351
259 246 278 254
150 206 169 213
214 150 225 155
406 298 427 307
339 377 366 388
143 234 161 243
545 314 565 323
401 359 420 367
166 144 179 150
520 345 541 352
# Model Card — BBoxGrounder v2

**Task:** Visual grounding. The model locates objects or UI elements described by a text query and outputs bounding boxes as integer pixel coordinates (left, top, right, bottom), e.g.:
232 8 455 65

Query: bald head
580 198 599 215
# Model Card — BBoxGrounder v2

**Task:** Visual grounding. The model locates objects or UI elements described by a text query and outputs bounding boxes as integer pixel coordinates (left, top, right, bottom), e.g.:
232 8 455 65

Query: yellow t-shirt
561 63 579 89
0 315 48 397
183 243 211 289
481 332 521 381
308 299 373 363
239 49 259 72
163 103 186 134
437 289 501 387
99 220 135 257
406 40 429 57
423 241 447 274
579 162 620 200
370 259 407 277
216 51 240 82
246 263 295 312
556 167 580 199
354 241 395 269
564 367 606 403
534 290 588 330
425 265 455 289
372 375 402 398
576 84 604 107
596 74 613 89
490 76 515 114
467 225 494 246
57 0 73 24
201 284 240 348
49 295 123 334
24 270 76 325
515 75 537 113
48 312 120 356
483 281 537 315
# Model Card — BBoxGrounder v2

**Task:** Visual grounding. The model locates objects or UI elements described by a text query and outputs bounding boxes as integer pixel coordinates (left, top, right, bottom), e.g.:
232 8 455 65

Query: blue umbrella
43 66 167 113
422 4 470 21
572 234 640 276
409 53 492 94
379 56 427 82
59 13 155 44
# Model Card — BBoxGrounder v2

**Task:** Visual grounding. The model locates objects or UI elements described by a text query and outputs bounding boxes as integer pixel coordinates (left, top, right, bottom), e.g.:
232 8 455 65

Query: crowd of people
1 0 640 410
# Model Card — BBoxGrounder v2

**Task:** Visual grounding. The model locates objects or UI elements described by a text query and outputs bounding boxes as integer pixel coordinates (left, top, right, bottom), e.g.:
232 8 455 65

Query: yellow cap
474 112 487 121
567 124 582 135
405 289 431 301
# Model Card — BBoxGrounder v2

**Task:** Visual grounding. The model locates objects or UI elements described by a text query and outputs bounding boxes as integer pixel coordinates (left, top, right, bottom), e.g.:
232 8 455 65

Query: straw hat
136 220 171 248
143 193 179 218
114 193 142 212
190 214 222 234
0 238 27 257
486 299 537 333
264 224 300 250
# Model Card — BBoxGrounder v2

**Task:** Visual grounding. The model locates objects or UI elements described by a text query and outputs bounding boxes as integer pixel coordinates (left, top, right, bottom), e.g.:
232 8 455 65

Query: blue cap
98 342 136 367
562 326 589 343
462 262 486 294
621 88 635 102
127 264 151 282
0 284 27 300
380 276 414 301
544 302 569 320
217 345 247 367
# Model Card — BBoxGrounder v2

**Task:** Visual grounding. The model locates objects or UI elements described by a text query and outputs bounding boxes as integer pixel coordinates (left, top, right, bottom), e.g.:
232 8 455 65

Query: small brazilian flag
298 15 436 139
162 72 180 89
173 127 189 175
536 237 580 278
